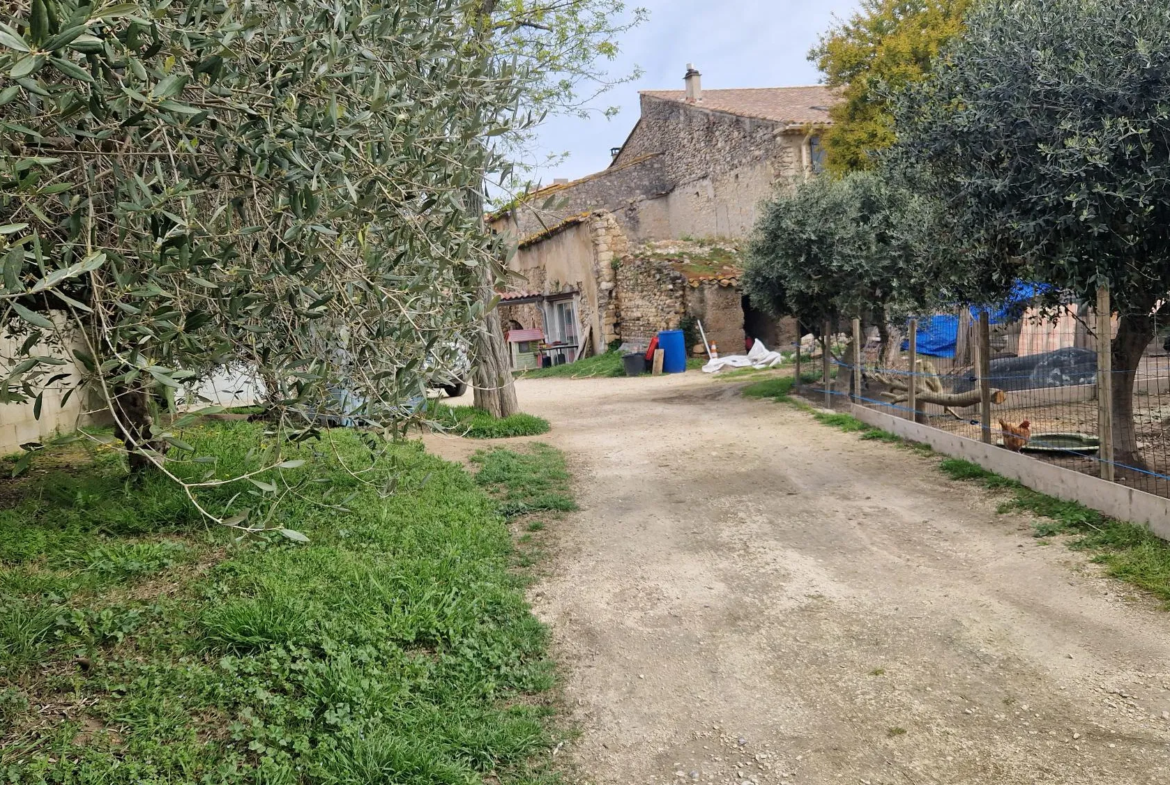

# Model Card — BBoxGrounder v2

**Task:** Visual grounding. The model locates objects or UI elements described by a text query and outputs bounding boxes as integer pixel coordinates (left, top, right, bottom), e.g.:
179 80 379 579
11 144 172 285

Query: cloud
522 0 861 186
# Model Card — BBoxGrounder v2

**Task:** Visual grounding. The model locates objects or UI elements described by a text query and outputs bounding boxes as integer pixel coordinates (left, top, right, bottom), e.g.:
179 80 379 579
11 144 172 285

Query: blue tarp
903 283 1046 358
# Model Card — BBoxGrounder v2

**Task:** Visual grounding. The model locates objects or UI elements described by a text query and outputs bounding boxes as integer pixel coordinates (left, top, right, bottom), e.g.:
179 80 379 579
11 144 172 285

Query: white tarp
702 339 786 373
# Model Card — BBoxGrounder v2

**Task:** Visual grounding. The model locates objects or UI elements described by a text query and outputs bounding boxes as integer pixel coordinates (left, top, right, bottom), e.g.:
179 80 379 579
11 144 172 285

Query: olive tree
892 0 1170 470
0 0 524 531
469 0 646 418
743 171 929 373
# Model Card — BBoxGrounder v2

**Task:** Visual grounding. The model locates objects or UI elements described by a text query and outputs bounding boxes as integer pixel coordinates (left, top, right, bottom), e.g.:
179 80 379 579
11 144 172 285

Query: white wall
0 315 106 454
1 312 264 455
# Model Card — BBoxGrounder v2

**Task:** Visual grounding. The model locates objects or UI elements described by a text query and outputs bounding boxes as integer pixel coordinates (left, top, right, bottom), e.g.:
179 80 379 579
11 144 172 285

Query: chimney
684 63 702 103
553 178 569 185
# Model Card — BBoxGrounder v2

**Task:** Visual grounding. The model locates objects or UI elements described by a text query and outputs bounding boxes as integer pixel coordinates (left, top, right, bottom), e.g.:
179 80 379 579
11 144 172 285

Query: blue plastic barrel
658 329 687 374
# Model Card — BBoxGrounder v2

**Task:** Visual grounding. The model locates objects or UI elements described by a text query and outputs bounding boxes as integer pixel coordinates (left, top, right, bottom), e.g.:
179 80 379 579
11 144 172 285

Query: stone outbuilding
493 65 837 361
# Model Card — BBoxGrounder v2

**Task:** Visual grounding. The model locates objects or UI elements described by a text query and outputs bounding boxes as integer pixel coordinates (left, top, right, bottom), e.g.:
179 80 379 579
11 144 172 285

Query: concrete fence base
852 403 1170 543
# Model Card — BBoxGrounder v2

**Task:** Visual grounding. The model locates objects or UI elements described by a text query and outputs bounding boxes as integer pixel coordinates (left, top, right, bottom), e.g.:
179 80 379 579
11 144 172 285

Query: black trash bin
622 353 646 377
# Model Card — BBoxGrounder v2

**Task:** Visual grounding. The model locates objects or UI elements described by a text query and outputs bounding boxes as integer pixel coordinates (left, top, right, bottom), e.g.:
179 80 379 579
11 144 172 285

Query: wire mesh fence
795 293 1170 501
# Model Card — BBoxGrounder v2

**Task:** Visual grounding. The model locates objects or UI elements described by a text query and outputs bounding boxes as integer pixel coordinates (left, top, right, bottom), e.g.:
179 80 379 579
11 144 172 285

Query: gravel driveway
492 372 1170 785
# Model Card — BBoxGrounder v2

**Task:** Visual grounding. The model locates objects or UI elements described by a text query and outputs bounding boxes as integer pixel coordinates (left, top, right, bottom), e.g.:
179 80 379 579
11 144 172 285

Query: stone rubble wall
498 212 629 355
499 95 815 245
686 280 746 356
613 256 688 348
499 302 544 333
500 155 671 244
625 95 804 189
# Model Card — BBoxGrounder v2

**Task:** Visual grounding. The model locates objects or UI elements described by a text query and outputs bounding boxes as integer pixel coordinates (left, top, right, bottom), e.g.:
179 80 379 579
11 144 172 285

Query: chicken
998 419 1031 452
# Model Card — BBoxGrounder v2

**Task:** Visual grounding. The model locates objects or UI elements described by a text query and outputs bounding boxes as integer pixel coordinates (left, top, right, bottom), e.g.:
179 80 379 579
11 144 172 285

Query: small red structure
506 328 546 370
506 328 545 344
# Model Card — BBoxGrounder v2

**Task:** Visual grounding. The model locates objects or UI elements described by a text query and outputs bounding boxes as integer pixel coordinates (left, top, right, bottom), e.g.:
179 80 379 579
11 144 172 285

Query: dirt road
491 372 1170 784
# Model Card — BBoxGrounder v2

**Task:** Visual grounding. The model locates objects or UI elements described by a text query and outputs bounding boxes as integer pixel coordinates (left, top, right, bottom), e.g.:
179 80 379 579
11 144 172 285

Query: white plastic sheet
702 339 786 373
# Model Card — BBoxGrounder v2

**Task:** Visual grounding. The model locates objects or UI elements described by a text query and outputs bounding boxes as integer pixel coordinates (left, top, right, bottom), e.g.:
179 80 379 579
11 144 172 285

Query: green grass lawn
519 351 705 380
0 423 566 784
428 404 550 439
708 363 790 381
740 370 828 401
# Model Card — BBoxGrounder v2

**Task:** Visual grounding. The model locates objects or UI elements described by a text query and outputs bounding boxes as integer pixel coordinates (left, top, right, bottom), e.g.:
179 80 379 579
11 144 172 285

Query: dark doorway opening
743 295 780 351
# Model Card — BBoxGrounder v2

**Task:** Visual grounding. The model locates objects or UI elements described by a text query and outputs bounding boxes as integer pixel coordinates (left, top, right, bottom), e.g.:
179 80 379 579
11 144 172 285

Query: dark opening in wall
743 295 780 351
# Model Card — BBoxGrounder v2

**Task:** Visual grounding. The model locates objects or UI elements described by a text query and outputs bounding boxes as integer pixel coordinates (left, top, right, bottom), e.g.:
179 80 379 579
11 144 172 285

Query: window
809 135 827 175
556 300 578 343
546 298 578 344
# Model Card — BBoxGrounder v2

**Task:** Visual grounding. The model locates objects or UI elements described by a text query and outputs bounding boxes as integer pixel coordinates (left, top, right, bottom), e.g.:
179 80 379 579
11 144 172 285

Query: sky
524 0 863 186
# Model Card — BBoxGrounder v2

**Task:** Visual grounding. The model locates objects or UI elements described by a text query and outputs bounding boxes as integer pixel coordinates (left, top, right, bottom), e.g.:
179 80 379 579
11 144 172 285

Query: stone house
493 65 837 362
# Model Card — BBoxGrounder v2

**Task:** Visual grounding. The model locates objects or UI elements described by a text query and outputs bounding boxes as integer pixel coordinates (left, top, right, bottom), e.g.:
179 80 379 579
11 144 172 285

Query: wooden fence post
822 319 832 409
1097 286 1115 482
907 318 918 422
978 310 993 445
794 320 802 391
852 318 862 404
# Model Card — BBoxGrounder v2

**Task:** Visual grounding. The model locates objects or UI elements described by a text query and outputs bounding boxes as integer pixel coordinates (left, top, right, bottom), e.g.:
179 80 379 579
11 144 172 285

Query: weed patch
520 351 627 379
742 377 796 401
0 423 559 782
429 403 551 439
520 351 705 380
860 429 903 444
711 364 790 382
472 443 577 519
813 412 870 432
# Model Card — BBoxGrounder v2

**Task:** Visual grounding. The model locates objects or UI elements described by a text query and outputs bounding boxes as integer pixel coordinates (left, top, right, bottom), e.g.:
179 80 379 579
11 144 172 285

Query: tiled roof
640 85 839 126
507 328 544 343
498 290 541 302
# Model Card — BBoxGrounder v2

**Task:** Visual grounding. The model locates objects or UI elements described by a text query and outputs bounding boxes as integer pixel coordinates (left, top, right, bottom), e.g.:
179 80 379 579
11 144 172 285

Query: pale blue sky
526 0 862 185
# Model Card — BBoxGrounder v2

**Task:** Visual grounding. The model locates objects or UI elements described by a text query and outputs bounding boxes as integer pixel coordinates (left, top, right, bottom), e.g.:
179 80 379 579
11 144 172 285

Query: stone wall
664 142 803 239
685 281 746 355
501 95 816 245
613 256 687 347
499 212 628 354
499 154 671 243
618 95 805 189
0 315 107 454
589 212 627 346
499 302 543 332
1 311 267 455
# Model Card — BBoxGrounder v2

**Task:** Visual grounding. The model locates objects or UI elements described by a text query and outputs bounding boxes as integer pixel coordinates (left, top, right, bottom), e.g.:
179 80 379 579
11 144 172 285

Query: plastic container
658 329 687 374
622 353 646 377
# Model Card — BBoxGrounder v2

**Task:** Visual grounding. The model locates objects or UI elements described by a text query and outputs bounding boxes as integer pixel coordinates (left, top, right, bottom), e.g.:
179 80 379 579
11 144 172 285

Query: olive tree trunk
466 0 518 420
472 261 519 418
112 384 168 474
1111 312 1154 472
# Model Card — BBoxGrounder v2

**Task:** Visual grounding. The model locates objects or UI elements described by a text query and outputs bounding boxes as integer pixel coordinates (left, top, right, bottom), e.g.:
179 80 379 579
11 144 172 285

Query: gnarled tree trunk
1111 312 1154 472
467 0 518 420
472 260 519 417
112 383 169 474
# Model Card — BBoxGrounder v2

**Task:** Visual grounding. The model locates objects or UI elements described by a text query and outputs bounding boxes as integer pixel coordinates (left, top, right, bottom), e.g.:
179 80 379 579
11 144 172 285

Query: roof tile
640 85 839 126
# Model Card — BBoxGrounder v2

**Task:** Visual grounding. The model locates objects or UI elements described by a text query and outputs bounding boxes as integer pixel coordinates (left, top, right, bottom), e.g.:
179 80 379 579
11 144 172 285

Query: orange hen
998 419 1031 452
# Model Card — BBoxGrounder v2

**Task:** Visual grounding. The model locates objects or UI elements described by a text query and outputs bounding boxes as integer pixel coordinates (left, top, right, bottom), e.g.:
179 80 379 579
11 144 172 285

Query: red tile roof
507 328 544 343
640 85 839 126
498 290 541 302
